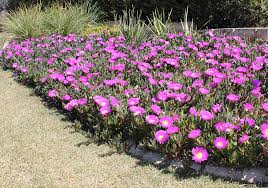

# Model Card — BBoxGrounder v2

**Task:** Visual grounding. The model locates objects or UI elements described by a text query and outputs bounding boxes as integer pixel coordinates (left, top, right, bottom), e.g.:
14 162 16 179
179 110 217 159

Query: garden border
126 139 268 185
1 32 268 186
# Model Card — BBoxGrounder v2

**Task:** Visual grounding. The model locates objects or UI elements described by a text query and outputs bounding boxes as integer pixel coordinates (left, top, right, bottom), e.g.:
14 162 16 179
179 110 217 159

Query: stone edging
127 139 268 185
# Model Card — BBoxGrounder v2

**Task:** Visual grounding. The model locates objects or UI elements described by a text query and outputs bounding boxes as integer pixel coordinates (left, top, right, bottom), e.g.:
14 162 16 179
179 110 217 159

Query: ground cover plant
0 31 267 168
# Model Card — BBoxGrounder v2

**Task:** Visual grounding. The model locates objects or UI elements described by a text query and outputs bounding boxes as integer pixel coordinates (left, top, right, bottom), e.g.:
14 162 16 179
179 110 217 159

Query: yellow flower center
217 142 223 147
265 129 268 136
101 101 107 106
158 135 164 140
163 120 168 126
134 111 140 116
196 152 203 159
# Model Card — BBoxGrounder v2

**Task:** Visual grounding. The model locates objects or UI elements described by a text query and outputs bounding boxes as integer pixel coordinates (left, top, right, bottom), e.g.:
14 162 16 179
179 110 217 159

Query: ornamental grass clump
0 30 267 167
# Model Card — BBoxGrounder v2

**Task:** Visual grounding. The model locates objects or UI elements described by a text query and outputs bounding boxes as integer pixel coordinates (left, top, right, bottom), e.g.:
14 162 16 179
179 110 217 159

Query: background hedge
0 0 267 28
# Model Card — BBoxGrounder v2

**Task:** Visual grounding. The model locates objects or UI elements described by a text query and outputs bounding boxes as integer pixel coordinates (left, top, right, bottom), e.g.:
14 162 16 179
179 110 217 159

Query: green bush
2 1 103 38
96 0 268 28
147 9 175 37
2 4 44 38
43 3 90 36
117 8 150 45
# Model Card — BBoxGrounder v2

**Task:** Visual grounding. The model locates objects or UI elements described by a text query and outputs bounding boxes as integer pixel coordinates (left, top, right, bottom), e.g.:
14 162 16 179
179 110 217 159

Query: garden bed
0 30 267 184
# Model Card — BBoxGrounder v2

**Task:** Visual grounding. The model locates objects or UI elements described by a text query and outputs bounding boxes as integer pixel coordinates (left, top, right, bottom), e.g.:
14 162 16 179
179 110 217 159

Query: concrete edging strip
127 139 268 185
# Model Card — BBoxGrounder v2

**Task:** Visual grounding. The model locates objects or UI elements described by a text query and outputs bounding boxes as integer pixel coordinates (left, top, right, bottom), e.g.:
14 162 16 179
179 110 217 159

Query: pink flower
190 72 201 79
200 110 214 121
189 107 198 116
192 147 209 163
109 96 120 107
262 102 268 112
199 87 210 95
226 94 240 102
167 82 183 90
238 134 249 144
151 105 162 115
212 104 221 113
93 96 110 107
154 130 169 144
214 122 228 132
64 99 79 111
188 129 202 139
243 103 253 112
62 94 72 101
77 98 87 105
48 89 57 98
157 91 168 101
100 106 111 116
129 106 145 116
183 70 192 77
145 115 159 125
245 117 255 127
261 123 268 140
21 67 28 73
214 137 228 150
159 116 173 128
167 126 179 134
128 98 139 106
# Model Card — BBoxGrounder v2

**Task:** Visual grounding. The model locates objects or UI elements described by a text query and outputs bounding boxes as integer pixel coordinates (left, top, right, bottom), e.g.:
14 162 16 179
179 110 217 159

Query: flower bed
0 31 267 168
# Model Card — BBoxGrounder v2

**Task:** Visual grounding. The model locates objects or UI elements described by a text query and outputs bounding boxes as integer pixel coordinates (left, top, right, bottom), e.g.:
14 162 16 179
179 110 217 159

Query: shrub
147 9 175 37
0 32 267 167
117 8 150 45
43 3 90 36
2 4 44 38
2 2 101 38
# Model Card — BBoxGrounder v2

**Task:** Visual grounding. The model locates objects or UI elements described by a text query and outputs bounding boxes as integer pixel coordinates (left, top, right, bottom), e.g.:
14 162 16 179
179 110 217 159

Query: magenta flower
262 102 268 112
200 110 214 121
100 106 111 116
212 104 221 113
128 98 139 106
167 126 179 134
154 130 169 144
151 104 162 115
214 122 228 132
226 94 240 102
192 147 209 163
145 115 159 125
64 99 79 111
167 82 183 90
188 129 202 139
157 91 168 101
189 107 198 116
190 72 201 79
261 123 268 140
238 134 249 144
245 117 255 127
214 137 228 150
109 96 120 107
48 89 57 98
183 70 192 77
199 87 210 95
62 94 72 101
159 116 173 128
93 96 110 107
129 106 145 116
244 103 253 111
77 98 87 105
